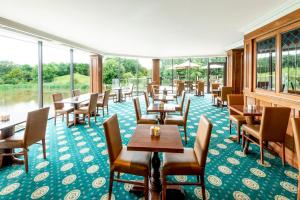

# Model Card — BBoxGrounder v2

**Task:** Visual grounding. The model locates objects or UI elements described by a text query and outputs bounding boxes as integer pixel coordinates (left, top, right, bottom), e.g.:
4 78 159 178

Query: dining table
113 87 123 103
153 94 174 103
229 104 263 124
0 114 26 168
61 93 91 126
127 124 184 196
147 103 176 124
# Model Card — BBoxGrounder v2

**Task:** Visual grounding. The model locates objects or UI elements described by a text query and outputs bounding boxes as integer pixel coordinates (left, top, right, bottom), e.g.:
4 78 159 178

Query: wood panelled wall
90 54 103 94
227 49 244 94
152 59 160 84
244 9 300 167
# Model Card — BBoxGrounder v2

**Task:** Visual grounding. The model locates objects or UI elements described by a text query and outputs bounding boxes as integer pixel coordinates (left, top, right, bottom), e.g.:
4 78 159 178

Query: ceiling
0 0 299 58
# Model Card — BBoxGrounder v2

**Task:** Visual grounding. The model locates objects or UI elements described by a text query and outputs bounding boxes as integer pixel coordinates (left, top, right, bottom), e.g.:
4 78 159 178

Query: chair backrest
179 91 186 109
103 114 123 165
144 91 150 108
211 83 220 90
72 89 81 97
177 82 185 96
183 97 191 123
193 115 213 169
133 97 142 121
24 107 50 147
260 107 291 142
227 94 244 115
220 87 232 101
103 90 110 106
52 93 64 110
197 81 204 91
291 118 300 170
88 93 99 113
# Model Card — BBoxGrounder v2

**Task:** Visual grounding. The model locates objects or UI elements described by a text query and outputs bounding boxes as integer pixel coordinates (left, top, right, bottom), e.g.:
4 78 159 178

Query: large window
256 37 276 91
43 42 71 107
281 27 300 94
0 29 38 120
74 49 90 94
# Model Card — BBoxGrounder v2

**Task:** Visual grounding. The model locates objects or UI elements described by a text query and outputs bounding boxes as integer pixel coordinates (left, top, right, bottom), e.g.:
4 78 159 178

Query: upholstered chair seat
163 148 201 175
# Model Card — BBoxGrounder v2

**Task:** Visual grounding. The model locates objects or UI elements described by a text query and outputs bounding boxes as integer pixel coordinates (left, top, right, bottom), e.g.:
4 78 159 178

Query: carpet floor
0 94 298 200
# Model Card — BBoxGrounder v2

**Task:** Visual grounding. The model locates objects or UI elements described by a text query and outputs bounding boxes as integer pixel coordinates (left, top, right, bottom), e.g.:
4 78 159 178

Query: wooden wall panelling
90 54 103 94
152 59 160 85
227 49 244 94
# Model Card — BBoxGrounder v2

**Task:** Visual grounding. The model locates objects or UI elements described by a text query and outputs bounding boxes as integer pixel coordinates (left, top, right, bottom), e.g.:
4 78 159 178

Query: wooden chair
123 84 133 100
164 97 191 144
227 94 246 143
103 84 117 102
52 93 74 126
72 89 81 97
103 114 151 200
291 118 300 199
97 90 110 116
143 91 156 115
74 93 98 127
0 107 50 172
216 86 232 109
242 107 291 165
176 82 185 97
211 83 220 103
195 81 205 97
133 97 157 124
175 91 186 115
162 115 213 200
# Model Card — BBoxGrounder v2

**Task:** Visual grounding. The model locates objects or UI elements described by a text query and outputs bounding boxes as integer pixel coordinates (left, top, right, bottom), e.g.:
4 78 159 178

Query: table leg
150 152 162 191
0 126 24 168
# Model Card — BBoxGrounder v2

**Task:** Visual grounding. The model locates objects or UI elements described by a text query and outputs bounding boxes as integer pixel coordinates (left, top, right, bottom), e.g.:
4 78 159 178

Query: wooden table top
127 124 184 153
153 94 174 101
147 103 176 113
0 114 26 130
229 105 263 116
62 93 91 104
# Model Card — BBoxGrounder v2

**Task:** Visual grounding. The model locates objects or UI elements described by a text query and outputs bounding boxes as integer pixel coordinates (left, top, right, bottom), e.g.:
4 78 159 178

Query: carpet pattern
0 94 298 200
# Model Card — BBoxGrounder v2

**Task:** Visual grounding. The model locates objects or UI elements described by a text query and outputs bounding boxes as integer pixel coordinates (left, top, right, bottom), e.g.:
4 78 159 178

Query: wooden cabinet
227 49 244 94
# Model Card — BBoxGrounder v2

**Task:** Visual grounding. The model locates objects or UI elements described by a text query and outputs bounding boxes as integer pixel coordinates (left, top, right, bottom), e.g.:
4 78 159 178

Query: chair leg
23 148 29 173
144 175 149 200
260 140 264 165
108 171 114 199
107 106 109 114
282 142 285 165
243 138 249 154
97 106 99 115
184 125 187 144
88 114 91 127
229 120 232 135
197 175 200 182
200 173 206 200
237 124 241 144
42 139 46 159
94 113 97 122
74 114 77 126
54 113 57 125
102 107 104 116
242 131 245 148
66 113 69 126
162 175 167 200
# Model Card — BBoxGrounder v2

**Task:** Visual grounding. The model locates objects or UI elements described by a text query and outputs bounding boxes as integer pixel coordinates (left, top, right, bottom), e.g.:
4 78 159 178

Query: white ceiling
0 0 299 58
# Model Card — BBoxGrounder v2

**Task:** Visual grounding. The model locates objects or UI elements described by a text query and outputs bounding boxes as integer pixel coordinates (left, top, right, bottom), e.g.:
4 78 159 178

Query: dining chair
211 83 220 103
176 82 185 97
164 97 191 144
52 93 74 126
227 94 246 143
123 84 133 100
72 89 81 97
97 90 110 116
291 118 300 199
195 81 205 97
175 91 186 115
143 91 156 115
103 114 151 200
242 107 291 165
133 97 157 124
216 86 232 109
74 93 98 127
0 107 50 172
103 84 117 102
162 115 213 200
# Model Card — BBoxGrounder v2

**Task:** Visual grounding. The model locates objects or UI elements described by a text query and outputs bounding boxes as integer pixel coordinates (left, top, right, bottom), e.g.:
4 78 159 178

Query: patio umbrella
200 64 224 69
168 61 199 70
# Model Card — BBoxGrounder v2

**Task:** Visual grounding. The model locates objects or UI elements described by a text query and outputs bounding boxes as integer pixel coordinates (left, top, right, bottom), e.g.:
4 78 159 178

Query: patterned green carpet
0 94 298 200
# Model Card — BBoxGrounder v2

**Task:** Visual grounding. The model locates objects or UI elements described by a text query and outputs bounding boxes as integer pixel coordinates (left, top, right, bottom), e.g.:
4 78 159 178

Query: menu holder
150 126 160 137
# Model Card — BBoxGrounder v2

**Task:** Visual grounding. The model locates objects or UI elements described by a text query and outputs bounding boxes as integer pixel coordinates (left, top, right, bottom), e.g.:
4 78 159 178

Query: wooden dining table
229 104 263 124
153 94 174 103
0 115 26 168
147 103 176 124
127 124 184 196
